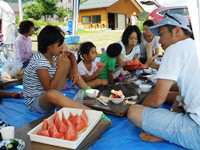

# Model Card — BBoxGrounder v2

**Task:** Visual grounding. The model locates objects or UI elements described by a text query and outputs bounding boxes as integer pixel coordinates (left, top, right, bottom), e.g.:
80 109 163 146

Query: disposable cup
0 126 15 140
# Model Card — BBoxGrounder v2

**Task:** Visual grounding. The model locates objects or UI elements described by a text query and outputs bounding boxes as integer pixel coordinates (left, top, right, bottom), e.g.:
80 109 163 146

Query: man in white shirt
128 13 200 149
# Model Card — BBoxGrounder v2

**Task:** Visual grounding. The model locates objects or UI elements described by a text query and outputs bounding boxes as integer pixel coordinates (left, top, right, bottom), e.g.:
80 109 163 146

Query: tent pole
18 0 23 22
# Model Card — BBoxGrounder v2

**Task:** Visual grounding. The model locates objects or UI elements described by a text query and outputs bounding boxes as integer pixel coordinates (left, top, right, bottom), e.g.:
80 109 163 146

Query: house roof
80 0 144 12
80 0 118 10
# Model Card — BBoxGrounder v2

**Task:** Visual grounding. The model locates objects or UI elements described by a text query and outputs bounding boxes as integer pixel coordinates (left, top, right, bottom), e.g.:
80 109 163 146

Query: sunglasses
164 13 182 25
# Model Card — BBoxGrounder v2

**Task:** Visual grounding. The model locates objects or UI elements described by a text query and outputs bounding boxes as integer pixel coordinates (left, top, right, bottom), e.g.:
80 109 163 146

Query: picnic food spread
123 60 143 70
36 110 88 141
111 90 124 98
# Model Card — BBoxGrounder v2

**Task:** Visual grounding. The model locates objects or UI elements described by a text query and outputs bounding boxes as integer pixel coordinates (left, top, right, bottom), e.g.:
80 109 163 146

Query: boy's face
128 32 138 46
143 25 154 37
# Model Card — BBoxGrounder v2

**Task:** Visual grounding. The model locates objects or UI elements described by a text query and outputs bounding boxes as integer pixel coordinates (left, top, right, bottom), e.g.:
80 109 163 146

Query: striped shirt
23 52 57 107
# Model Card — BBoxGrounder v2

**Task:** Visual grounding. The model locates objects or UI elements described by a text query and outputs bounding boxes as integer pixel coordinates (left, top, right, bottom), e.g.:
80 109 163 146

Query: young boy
98 43 122 84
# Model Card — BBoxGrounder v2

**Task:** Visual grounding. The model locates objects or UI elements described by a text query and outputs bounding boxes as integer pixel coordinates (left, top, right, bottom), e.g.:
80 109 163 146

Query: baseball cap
149 13 192 36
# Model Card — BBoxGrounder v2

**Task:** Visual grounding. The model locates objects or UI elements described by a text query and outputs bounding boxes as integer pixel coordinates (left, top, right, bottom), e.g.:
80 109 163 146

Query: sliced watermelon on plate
80 109 88 126
75 115 87 134
55 114 61 131
62 111 67 126
52 111 59 124
59 121 68 134
36 130 49 137
54 132 64 139
64 120 77 141
42 119 49 130
48 121 59 138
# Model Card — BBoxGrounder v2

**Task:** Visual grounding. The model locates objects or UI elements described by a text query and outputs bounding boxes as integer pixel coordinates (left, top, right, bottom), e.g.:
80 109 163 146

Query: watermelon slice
80 109 88 126
64 120 77 141
48 121 59 138
59 121 68 134
70 114 79 126
62 111 67 126
36 130 49 137
68 112 74 121
55 114 61 131
54 132 64 139
74 115 87 134
52 111 59 124
96 62 103 67
42 119 49 130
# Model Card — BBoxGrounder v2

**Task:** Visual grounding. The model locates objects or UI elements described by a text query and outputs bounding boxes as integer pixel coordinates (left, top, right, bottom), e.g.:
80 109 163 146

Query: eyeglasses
164 13 182 25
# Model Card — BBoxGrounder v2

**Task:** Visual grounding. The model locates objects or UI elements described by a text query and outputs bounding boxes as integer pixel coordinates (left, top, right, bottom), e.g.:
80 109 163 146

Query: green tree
56 7 67 21
80 0 88 4
36 0 58 21
23 1 43 20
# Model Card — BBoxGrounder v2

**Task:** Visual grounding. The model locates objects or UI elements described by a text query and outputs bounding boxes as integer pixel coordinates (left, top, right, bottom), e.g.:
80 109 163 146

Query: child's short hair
77 42 96 63
106 43 122 58
121 25 141 46
38 25 64 54
143 20 154 27
19 20 34 34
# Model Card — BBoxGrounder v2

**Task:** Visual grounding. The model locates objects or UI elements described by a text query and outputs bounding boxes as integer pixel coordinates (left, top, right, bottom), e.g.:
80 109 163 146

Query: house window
92 15 101 23
82 16 91 24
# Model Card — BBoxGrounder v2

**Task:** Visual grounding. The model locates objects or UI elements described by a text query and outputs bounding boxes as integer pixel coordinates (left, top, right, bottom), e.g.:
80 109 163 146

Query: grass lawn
31 30 123 54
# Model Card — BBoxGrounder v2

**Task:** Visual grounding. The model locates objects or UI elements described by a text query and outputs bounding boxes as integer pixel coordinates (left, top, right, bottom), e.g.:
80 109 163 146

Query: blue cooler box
65 35 80 44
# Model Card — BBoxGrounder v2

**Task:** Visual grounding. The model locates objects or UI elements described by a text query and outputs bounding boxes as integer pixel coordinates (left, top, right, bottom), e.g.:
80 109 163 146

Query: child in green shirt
98 43 122 84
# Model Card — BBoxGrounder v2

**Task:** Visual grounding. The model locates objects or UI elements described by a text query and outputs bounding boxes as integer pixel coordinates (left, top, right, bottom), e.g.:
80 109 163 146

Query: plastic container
111 95 125 104
139 84 152 92
27 108 103 149
86 89 99 98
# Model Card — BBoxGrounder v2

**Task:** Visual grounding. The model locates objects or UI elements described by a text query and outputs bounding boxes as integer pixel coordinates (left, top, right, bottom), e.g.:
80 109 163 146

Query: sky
137 0 188 12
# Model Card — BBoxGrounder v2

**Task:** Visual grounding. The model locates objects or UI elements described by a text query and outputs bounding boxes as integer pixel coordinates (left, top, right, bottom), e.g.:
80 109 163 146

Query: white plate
27 108 103 149
0 138 25 150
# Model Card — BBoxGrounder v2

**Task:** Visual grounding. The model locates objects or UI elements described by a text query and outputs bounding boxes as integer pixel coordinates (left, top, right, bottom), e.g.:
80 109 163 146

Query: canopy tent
0 0 17 45
72 0 80 35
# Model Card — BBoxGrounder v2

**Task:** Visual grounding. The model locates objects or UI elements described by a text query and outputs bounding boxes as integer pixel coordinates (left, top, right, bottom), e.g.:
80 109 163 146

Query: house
79 0 144 30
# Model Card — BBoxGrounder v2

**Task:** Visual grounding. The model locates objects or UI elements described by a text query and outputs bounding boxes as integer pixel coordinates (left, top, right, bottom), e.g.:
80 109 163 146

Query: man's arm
143 79 175 107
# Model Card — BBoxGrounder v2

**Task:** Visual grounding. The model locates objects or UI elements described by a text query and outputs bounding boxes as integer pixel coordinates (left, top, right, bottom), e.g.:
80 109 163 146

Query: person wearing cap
128 13 199 149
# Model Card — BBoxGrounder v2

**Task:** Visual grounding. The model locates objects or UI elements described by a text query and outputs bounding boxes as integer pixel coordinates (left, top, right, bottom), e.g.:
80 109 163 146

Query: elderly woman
13 20 34 68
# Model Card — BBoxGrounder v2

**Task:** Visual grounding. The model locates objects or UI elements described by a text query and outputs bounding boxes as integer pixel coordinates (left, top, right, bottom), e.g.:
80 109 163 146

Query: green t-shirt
98 52 116 80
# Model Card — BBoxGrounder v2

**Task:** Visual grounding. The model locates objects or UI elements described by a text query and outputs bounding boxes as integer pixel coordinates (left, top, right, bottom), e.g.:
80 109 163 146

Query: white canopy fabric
0 0 17 44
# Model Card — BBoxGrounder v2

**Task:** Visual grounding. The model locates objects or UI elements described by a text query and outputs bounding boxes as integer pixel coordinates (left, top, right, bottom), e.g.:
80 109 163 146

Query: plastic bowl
139 84 152 92
86 89 99 98
146 75 152 80
111 95 125 104
143 69 152 74
132 80 142 85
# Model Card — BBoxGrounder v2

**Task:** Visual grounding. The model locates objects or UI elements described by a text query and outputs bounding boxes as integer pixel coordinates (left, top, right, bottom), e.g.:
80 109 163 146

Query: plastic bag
1 60 23 79
73 89 84 103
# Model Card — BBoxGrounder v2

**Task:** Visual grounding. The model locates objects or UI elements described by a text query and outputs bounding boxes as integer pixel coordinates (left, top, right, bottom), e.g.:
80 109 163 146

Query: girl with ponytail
77 42 108 88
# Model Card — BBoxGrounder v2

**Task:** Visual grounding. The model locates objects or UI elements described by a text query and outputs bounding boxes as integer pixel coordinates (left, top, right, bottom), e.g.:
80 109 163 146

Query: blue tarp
0 83 185 149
